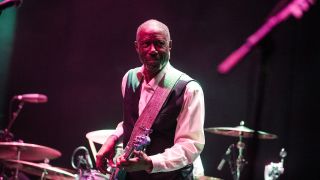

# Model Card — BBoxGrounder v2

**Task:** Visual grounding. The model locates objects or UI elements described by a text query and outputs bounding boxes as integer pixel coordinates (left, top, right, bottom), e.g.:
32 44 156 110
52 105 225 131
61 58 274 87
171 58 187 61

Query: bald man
96 19 205 180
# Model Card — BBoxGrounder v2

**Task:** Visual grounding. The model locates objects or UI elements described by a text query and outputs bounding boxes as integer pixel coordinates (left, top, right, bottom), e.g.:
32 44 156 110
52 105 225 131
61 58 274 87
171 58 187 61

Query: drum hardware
71 146 93 171
75 169 109 180
264 148 287 180
71 146 109 180
234 122 247 180
217 144 234 171
205 121 278 180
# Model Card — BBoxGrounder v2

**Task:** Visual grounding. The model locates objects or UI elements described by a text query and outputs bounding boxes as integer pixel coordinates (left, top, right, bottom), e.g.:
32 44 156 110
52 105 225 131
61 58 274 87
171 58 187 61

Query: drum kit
0 94 285 179
204 121 286 180
0 122 286 180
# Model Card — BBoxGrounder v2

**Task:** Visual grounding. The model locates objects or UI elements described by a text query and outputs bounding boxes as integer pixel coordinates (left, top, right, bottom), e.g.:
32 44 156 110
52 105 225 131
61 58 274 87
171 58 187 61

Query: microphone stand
217 0 316 74
0 97 24 142
7 99 24 133
0 97 25 179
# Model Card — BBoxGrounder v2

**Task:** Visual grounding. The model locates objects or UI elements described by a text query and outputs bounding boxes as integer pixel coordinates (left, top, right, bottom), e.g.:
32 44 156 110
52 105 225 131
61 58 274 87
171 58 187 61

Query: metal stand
0 97 25 179
225 121 247 180
0 97 25 142
13 149 21 180
210 121 277 180
234 121 247 180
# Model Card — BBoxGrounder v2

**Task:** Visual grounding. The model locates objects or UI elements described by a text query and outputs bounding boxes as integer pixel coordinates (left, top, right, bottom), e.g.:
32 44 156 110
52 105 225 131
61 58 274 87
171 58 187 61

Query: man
96 19 205 179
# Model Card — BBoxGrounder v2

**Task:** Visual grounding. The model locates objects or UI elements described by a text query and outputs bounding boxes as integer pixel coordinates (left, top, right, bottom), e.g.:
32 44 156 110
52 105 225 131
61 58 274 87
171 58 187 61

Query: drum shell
76 170 109 180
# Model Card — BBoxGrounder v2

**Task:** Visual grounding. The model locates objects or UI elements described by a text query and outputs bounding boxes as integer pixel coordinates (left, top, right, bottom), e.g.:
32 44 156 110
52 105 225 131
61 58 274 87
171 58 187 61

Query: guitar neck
123 142 135 160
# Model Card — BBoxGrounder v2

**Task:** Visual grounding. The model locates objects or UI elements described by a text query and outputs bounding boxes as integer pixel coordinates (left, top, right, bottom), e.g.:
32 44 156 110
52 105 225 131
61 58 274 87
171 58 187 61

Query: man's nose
149 44 158 54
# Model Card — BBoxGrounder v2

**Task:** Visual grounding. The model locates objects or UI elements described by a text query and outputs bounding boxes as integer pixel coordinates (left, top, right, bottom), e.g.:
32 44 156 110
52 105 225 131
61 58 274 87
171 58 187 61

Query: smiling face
135 20 172 78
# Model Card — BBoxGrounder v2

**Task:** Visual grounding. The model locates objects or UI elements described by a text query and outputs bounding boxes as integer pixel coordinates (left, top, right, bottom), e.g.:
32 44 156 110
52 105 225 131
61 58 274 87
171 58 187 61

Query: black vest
122 68 195 180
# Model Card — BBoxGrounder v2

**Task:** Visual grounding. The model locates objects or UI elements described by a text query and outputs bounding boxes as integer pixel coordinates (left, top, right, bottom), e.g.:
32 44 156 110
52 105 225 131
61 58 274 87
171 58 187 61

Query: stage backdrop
0 0 319 179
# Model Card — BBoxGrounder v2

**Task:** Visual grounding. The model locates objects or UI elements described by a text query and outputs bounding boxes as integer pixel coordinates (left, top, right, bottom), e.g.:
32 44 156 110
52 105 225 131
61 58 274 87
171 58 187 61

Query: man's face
135 24 172 75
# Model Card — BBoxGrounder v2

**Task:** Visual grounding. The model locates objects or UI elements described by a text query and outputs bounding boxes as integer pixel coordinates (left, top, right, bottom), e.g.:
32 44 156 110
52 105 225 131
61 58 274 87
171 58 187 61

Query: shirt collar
137 62 172 90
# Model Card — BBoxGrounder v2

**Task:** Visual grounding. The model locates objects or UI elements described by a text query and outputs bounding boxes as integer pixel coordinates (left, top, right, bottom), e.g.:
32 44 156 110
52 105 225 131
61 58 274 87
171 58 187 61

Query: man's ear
134 41 139 53
169 40 172 50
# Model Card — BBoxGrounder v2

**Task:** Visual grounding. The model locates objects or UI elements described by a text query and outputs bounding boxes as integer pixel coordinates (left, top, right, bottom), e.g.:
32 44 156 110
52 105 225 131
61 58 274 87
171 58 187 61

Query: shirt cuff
112 121 124 138
148 153 187 173
149 154 164 173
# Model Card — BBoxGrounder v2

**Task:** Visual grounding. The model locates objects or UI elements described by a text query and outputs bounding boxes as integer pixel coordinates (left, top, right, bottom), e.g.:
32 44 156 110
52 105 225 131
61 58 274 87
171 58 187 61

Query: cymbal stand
233 131 246 180
13 147 21 180
40 158 50 180
40 170 48 180
233 121 247 180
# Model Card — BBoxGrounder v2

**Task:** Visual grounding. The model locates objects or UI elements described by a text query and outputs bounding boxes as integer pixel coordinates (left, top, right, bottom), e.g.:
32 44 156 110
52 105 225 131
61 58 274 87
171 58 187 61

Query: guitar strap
124 67 184 156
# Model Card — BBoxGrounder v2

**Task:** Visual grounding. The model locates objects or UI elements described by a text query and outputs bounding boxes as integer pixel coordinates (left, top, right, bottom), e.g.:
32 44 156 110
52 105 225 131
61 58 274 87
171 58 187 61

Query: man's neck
143 69 159 83
142 61 169 83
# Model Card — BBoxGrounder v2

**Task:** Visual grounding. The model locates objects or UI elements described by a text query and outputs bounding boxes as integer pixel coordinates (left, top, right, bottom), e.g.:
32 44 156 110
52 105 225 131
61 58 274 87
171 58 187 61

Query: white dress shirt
113 62 205 174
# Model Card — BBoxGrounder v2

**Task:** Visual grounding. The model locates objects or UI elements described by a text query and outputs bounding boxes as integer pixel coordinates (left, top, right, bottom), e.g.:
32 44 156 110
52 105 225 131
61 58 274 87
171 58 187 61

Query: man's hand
96 135 118 174
116 150 153 172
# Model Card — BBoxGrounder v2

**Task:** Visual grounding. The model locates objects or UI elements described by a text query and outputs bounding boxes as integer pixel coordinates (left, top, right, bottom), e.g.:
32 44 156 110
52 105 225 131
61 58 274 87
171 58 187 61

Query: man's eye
156 41 165 46
139 41 167 48
140 42 150 48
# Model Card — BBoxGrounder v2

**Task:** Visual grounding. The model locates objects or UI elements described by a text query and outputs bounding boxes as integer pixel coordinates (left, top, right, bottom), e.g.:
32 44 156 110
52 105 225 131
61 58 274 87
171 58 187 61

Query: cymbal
0 142 61 161
205 126 277 139
86 129 116 145
1 159 76 180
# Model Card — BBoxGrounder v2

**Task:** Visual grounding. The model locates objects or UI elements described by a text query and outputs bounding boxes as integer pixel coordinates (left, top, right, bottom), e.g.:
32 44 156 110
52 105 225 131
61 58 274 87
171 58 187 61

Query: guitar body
109 168 126 180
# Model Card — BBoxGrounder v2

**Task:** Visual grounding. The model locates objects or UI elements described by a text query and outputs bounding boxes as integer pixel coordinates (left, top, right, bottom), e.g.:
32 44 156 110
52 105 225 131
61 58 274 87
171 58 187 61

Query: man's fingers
98 167 107 174
108 159 116 168
96 160 107 174
133 150 146 159
96 156 114 174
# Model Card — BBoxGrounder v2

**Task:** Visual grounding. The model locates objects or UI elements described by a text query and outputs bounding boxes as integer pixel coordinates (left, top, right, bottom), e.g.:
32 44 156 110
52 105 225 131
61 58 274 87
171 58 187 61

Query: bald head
134 19 172 80
136 19 171 41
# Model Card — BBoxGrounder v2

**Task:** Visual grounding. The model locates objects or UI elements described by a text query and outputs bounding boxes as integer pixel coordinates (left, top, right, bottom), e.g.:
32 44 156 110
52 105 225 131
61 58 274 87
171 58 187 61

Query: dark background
1 0 319 179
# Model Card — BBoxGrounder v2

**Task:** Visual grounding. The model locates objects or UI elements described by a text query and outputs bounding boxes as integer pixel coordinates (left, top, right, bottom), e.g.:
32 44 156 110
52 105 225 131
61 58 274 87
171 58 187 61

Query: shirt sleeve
149 81 205 173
